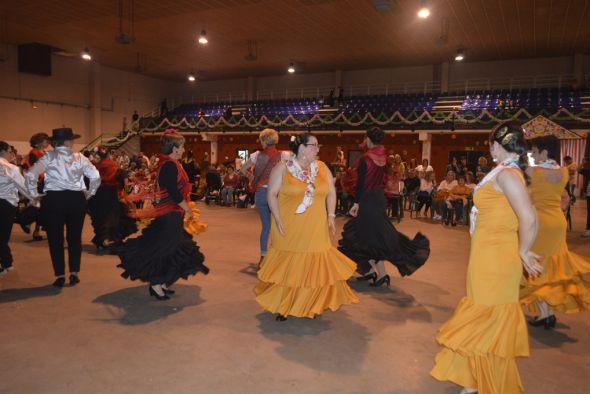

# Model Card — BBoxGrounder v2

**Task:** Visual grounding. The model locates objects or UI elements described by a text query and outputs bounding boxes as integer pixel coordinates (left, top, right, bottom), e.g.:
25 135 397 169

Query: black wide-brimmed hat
51 128 80 141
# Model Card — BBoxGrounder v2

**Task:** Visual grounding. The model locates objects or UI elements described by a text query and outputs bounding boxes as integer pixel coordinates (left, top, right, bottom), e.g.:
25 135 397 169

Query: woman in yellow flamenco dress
255 133 359 321
520 135 590 328
431 124 543 394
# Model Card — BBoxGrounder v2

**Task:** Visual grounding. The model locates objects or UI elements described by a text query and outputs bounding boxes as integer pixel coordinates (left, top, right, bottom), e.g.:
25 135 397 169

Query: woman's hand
349 203 359 217
275 216 286 236
521 250 543 279
328 215 336 235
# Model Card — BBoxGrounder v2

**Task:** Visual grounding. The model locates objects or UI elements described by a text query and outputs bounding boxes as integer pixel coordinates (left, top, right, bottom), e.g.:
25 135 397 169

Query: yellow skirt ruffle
520 250 590 314
255 247 359 318
183 201 208 236
431 297 529 394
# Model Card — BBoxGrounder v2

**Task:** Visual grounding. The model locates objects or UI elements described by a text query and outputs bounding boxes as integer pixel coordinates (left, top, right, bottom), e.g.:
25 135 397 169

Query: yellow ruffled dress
431 181 529 394
520 167 590 313
255 161 359 318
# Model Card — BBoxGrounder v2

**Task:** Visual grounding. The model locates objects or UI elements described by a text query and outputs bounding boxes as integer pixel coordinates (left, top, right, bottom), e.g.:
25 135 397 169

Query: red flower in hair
164 128 177 134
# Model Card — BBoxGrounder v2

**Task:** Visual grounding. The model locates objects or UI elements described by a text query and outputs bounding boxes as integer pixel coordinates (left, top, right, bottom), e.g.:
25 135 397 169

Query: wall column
202 133 218 164
419 131 432 161
89 62 102 143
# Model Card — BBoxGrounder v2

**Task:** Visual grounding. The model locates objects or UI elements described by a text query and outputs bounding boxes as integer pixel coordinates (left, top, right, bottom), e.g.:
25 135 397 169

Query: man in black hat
26 128 101 287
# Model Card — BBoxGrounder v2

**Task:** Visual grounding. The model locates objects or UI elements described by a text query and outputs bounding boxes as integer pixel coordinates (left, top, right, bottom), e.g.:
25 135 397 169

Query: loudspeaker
18 43 52 76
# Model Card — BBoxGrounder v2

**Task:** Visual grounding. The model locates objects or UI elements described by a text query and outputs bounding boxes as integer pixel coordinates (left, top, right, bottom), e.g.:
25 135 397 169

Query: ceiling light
81 48 92 61
198 30 208 45
187 73 196 82
287 62 295 73
455 48 465 61
417 0 430 18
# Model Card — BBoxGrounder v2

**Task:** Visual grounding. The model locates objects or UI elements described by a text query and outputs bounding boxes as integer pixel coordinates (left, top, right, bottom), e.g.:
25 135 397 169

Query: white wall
0 43 184 144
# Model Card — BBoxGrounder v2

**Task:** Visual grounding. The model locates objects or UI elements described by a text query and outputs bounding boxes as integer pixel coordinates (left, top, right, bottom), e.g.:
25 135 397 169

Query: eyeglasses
304 143 321 148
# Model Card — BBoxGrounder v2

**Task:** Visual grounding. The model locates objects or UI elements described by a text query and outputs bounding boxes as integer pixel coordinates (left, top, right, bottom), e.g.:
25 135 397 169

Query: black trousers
42 191 86 276
0 199 16 268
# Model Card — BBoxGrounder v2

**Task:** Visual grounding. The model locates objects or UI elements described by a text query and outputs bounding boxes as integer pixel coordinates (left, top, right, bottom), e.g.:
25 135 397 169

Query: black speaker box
18 43 52 76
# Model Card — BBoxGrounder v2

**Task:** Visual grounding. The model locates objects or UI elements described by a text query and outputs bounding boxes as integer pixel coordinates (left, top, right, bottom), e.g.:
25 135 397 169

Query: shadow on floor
256 310 369 373
0 285 61 303
92 284 203 325
349 280 434 323
529 321 578 348
238 263 259 278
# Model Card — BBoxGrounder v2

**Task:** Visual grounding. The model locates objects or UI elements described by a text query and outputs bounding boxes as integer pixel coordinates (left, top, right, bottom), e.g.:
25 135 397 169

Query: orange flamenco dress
255 161 359 318
431 181 529 394
520 167 590 313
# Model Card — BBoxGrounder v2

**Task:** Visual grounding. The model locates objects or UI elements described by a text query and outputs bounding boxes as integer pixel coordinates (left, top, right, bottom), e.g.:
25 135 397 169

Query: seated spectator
441 176 472 226
415 158 433 174
433 171 458 220
220 166 239 206
404 168 420 196
384 165 404 220
465 171 477 189
475 156 491 178
415 171 435 217
445 157 460 175
205 164 222 193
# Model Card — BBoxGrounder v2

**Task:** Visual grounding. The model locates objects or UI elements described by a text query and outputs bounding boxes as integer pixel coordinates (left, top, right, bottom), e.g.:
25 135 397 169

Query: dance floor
1 203 589 393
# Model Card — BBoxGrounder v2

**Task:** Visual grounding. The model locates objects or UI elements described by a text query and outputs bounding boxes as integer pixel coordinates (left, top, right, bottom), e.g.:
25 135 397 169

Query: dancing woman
88 147 137 254
338 127 430 286
431 124 543 394
255 133 358 320
26 128 101 287
520 135 590 328
116 130 209 300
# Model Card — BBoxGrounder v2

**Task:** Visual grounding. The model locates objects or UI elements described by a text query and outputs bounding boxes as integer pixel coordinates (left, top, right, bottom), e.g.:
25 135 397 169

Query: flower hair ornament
501 133 515 145
496 126 510 139
164 128 177 134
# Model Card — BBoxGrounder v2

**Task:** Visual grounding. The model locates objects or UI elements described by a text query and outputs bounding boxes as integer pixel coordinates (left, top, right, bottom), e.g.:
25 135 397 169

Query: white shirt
0 157 33 206
416 164 434 173
419 178 434 193
26 146 101 198
438 179 458 191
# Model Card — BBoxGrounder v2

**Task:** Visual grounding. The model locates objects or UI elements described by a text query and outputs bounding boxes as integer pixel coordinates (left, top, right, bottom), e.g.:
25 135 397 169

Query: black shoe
275 314 288 321
451 221 457 227
529 315 556 329
162 287 175 295
19 223 31 234
356 272 377 282
149 286 170 300
69 274 80 286
53 277 66 287
370 274 391 287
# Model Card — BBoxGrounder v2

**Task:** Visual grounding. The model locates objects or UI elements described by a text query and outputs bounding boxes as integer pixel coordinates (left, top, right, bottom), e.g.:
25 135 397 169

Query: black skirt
88 186 137 246
115 211 209 286
338 190 430 276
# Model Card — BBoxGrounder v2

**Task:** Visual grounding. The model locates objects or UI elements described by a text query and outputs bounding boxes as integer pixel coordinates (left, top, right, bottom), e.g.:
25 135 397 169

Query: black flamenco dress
338 146 430 276
88 159 137 248
116 156 209 286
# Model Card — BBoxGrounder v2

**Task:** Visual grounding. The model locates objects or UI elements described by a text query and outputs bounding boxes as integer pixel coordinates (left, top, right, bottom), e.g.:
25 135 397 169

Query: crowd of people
1 124 589 394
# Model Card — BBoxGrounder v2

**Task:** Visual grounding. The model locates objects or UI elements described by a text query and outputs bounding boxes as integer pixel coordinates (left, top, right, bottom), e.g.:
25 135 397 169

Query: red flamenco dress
116 155 209 286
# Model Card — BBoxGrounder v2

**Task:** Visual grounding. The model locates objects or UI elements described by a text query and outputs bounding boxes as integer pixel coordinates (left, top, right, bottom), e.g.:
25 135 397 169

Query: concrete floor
1 203 589 394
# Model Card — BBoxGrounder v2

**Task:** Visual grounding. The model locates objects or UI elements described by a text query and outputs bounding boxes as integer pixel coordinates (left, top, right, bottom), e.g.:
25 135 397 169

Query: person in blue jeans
238 129 289 265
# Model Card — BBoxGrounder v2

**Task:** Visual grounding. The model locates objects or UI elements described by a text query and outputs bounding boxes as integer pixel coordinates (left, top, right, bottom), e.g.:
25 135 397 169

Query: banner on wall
521 115 582 139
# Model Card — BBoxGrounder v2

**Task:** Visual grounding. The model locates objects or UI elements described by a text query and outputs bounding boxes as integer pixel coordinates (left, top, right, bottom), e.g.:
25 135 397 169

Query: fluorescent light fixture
198 30 208 45
287 62 295 73
81 48 92 61
455 48 465 61
418 0 430 18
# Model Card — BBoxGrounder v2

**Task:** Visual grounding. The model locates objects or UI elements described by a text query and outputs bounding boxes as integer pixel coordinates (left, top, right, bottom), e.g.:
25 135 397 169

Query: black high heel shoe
52 277 65 287
275 314 288 321
370 274 391 287
149 286 170 301
356 272 377 282
69 274 80 286
528 314 557 329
